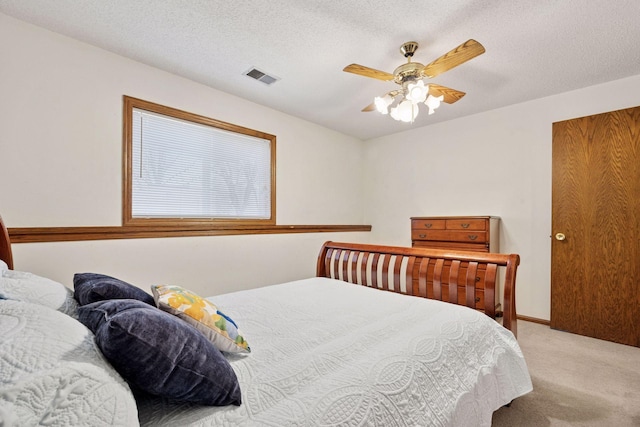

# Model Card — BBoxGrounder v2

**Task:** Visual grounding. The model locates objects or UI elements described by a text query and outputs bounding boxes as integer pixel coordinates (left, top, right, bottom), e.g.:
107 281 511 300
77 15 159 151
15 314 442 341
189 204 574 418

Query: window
123 96 276 226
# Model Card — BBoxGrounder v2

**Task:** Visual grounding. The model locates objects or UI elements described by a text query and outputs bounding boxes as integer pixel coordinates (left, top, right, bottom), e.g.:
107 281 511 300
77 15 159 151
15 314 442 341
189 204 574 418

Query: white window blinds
131 108 272 219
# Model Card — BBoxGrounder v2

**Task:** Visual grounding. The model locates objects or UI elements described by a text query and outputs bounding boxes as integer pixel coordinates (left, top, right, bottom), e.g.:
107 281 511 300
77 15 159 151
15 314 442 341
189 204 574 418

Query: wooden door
551 106 640 347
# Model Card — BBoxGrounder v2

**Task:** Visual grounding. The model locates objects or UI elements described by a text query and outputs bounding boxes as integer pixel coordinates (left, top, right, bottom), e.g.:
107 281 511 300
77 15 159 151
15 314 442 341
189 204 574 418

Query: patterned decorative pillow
0 300 139 426
74 272 155 306
151 285 251 354
0 269 78 317
77 299 242 406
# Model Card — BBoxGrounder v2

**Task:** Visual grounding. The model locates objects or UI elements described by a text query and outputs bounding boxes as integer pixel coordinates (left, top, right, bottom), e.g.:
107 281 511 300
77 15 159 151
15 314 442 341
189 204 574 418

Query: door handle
555 233 566 241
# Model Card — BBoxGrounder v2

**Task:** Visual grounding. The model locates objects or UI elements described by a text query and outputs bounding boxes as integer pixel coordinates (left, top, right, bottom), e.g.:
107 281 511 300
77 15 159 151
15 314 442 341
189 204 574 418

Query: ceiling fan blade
422 39 485 79
362 102 376 112
361 90 401 112
343 64 394 81
428 84 466 104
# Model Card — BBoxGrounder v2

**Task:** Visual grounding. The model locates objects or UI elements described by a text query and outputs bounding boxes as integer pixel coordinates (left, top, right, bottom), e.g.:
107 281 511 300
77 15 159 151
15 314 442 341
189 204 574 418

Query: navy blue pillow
77 299 242 406
73 273 155 306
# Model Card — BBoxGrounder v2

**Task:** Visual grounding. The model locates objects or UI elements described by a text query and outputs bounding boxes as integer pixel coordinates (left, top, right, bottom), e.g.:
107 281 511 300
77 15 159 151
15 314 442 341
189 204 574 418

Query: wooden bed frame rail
317 241 520 337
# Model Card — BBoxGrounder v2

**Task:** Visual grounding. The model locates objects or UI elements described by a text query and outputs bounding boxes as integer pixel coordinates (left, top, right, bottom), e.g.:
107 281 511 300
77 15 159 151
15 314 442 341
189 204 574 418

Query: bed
0 215 532 426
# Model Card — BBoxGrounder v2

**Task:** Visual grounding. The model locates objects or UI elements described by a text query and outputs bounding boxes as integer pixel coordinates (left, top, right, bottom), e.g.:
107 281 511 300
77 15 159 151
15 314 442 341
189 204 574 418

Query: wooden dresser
410 216 501 313
411 216 500 252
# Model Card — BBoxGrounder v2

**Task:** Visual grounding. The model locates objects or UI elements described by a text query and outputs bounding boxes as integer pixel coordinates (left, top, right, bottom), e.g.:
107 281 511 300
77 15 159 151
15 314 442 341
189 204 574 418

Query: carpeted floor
492 321 640 426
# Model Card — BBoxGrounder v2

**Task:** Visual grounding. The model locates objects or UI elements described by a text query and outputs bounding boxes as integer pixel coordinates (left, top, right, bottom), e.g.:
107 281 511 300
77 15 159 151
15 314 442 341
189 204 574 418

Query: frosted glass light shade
390 99 418 122
374 94 394 114
425 94 444 115
406 81 428 103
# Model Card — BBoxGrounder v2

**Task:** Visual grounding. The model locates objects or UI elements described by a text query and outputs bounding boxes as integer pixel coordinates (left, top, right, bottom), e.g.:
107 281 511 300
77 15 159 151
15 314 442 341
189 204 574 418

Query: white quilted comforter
0 300 139 426
137 277 532 427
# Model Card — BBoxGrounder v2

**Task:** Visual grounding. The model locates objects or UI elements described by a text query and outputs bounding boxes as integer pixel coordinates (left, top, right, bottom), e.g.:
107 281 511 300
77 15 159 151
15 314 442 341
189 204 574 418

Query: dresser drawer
411 218 446 230
411 230 489 244
445 218 487 230
413 240 490 252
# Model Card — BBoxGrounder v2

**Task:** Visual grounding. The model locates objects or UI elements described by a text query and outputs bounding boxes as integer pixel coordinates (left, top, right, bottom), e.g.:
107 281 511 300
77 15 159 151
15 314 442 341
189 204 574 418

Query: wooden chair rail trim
316 241 520 337
8 224 372 243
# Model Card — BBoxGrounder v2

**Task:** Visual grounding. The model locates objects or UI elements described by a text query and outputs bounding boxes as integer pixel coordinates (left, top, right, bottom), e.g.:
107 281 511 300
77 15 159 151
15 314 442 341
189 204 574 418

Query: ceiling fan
343 39 485 122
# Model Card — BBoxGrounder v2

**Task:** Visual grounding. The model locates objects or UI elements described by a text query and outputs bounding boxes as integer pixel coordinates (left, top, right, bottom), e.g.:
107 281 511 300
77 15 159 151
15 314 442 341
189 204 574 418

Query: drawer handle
461 223 470 228
419 234 426 238
475 297 481 302
468 235 478 240
424 223 432 228
476 276 480 282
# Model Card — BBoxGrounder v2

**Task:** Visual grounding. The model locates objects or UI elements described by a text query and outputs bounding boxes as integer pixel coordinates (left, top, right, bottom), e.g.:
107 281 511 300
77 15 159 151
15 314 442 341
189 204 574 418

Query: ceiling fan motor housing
393 62 425 85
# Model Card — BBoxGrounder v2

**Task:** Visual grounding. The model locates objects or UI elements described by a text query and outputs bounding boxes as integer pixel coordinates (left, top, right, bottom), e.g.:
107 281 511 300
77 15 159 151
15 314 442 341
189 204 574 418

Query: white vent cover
243 67 279 85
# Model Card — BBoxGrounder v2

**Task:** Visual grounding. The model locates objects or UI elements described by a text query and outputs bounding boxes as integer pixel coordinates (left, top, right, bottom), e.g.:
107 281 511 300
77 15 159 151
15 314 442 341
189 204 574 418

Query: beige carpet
492 321 640 426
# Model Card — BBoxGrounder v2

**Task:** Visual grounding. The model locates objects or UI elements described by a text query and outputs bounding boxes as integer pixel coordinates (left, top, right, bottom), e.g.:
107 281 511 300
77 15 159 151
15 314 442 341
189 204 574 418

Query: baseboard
517 314 550 326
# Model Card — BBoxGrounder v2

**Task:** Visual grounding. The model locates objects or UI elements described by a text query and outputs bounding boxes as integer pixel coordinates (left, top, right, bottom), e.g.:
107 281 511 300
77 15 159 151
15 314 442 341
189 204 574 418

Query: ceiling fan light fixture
406 81 429 103
374 94 394 114
425 93 445 114
344 39 485 124
389 106 401 121
390 99 418 123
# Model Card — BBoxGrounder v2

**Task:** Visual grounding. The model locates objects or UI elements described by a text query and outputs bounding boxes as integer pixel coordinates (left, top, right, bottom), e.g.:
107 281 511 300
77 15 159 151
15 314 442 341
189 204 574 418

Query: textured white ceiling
2 1 640 140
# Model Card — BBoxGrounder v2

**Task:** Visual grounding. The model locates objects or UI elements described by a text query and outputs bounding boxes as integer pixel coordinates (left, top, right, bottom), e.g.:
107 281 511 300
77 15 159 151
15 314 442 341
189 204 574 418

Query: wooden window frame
123 96 277 227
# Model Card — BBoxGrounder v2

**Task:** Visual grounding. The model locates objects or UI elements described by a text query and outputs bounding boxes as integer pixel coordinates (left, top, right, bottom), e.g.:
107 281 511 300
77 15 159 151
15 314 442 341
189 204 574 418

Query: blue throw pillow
77 299 242 406
74 273 155 306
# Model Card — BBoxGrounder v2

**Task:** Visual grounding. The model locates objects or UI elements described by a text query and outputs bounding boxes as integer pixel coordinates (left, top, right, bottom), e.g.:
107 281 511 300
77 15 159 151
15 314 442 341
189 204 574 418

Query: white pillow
0 300 139 426
0 269 78 317
0 260 7 274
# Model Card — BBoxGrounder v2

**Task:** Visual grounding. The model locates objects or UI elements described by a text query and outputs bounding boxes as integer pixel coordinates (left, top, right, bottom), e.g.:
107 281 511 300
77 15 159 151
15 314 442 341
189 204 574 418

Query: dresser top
410 216 500 220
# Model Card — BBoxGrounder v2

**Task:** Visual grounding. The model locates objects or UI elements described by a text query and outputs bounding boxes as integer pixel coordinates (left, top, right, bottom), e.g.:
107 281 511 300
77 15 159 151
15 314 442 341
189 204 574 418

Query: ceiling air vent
243 67 279 85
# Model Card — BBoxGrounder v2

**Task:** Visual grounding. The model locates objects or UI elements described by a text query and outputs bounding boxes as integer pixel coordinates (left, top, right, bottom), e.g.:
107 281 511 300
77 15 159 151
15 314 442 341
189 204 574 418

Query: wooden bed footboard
316 241 521 337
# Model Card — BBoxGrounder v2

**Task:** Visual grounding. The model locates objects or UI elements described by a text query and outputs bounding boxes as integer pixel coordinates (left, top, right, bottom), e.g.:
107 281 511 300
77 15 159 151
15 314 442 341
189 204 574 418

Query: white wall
363 74 640 320
0 13 368 296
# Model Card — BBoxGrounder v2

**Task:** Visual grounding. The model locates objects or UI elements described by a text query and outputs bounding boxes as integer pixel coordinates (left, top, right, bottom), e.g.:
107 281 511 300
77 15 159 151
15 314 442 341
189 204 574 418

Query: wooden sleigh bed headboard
317 241 520 336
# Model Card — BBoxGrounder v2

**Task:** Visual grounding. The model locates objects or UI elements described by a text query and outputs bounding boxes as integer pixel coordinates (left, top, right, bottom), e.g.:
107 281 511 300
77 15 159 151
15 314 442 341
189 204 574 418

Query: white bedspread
137 277 532 427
